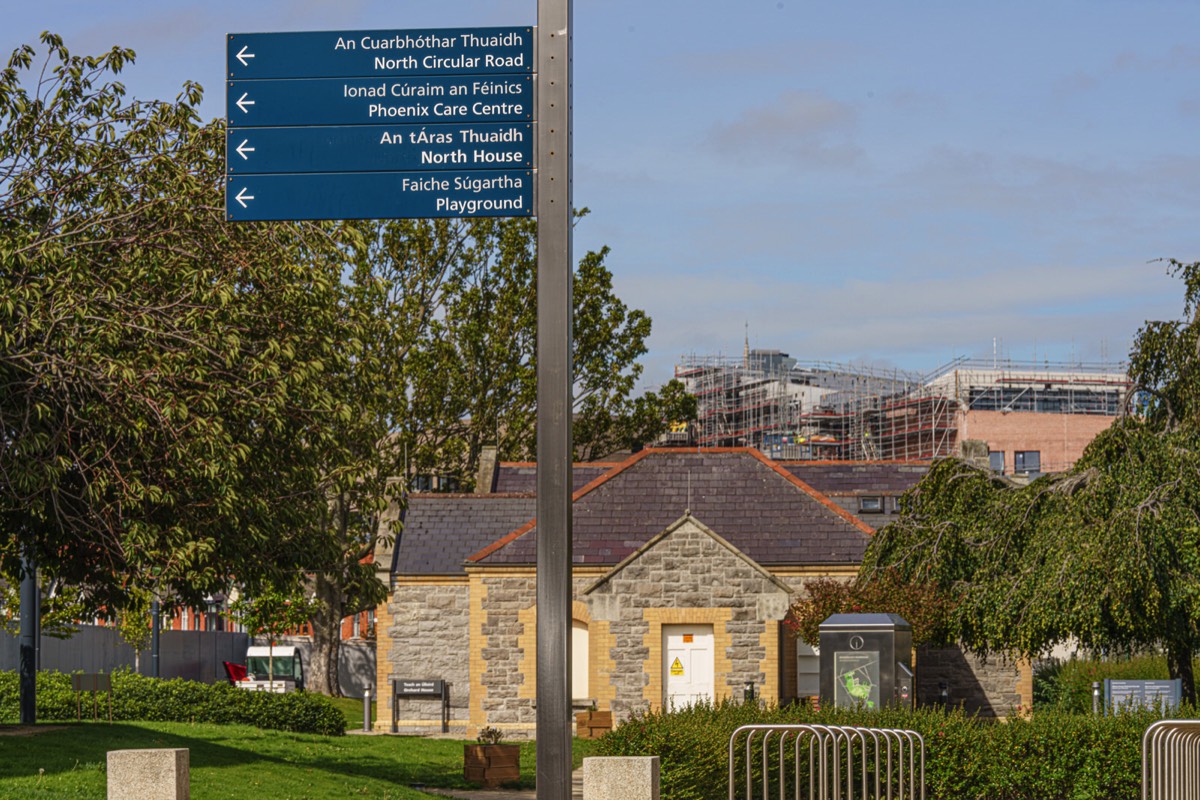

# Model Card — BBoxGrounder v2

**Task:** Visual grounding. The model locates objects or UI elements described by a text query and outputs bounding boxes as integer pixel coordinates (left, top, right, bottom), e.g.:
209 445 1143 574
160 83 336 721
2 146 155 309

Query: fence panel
730 723 925 800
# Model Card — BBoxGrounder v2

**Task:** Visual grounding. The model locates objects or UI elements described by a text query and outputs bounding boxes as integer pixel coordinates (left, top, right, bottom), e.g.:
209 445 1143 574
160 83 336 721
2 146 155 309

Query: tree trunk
309 572 344 697
1167 639 1196 707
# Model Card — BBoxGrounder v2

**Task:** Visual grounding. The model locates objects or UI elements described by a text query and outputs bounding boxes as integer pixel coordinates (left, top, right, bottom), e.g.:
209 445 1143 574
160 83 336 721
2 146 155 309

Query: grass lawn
328 695 375 730
0 721 600 799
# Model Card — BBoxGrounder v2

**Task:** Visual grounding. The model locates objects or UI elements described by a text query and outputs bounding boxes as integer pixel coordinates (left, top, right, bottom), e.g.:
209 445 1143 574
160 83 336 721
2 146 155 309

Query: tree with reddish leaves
788 568 955 647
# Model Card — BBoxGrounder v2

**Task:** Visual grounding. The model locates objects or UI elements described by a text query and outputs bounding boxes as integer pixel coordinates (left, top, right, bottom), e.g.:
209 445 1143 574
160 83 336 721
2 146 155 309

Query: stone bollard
107 748 189 800
582 756 659 800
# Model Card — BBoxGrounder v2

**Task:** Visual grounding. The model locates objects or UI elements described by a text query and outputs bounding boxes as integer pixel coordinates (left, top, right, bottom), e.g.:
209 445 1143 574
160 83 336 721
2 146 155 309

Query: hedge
0 670 345 736
595 700 1164 800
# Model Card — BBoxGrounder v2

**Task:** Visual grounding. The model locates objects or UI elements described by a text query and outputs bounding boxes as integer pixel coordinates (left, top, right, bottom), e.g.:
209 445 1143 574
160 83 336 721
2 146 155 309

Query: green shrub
1034 654 1189 712
596 700 1164 800
0 670 345 736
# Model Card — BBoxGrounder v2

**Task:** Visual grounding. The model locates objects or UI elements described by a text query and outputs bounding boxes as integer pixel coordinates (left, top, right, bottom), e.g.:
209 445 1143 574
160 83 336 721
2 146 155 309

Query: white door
572 620 589 700
663 624 714 709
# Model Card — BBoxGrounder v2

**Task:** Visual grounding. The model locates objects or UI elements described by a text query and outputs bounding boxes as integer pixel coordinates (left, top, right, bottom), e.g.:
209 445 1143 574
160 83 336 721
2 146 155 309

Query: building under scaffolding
675 351 1130 465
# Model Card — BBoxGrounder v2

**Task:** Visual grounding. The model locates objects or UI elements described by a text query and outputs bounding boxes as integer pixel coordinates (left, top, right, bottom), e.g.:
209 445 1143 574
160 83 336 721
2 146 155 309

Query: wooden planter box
575 710 613 739
463 743 521 788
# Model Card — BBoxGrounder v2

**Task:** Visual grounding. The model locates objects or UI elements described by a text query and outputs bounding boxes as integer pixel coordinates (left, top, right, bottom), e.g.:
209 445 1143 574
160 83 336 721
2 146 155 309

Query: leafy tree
861 260 1200 702
0 35 365 616
114 589 152 672
231 588 318 685
348 213 682 487
787 569 955 647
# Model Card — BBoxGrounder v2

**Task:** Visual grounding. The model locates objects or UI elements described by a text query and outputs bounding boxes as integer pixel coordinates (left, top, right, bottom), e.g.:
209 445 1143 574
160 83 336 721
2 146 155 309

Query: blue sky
5 1 1198 385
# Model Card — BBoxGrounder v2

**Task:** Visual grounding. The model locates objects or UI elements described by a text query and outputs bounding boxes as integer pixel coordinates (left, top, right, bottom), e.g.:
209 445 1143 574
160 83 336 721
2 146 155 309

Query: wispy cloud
1113 44 1200 73
707 89 863 166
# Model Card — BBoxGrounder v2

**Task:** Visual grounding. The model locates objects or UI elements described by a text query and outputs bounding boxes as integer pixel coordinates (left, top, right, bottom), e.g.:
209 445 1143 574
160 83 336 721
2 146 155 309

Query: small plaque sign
392 678 451 733
395 679 445 696
1104 679 1181 712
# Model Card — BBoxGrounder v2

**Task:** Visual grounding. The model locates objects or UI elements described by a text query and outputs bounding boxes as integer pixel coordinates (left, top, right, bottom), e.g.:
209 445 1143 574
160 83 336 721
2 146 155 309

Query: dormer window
858 496 884 513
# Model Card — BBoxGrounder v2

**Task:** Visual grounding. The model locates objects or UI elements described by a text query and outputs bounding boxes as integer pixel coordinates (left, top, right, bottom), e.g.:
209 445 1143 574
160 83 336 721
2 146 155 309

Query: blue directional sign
226 123 534 174
227 75 534 128
228 27 533 80
225 25 537 221
226 170 533 221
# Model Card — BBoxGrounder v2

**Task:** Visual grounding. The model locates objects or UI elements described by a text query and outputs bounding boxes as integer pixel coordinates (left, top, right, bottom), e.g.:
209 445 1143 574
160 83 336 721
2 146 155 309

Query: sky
5 1 1199 386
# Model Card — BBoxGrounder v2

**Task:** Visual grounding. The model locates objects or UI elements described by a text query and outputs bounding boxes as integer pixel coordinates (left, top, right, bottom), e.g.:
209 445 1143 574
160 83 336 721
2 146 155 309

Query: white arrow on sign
236 93 255 114
234 187 255 208
236 45 256 67
235 139 255 160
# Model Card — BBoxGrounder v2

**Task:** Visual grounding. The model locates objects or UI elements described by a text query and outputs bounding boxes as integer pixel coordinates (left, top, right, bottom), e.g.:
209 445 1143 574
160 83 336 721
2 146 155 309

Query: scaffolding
676 352 1130 462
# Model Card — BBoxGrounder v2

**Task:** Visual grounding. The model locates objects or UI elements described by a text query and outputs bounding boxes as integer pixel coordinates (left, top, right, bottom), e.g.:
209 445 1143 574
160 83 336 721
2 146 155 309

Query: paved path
422 769 582 800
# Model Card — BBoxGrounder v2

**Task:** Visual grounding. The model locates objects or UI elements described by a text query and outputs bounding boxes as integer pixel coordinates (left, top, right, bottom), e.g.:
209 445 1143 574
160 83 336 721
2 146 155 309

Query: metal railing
729 724 925 800
1143 720 1200 800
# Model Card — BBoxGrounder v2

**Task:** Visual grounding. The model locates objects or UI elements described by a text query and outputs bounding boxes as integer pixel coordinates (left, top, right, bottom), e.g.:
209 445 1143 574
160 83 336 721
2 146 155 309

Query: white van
237 645 305 693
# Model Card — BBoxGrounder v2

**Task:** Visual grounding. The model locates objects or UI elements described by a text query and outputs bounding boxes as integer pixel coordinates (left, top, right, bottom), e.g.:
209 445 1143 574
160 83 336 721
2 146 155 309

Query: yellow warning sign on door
670 657 684 676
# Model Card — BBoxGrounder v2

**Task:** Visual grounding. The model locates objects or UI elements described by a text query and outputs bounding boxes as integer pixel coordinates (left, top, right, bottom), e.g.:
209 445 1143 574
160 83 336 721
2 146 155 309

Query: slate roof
394 494 536 575
493 462 621 494
780 462 929 495
469 448 874 568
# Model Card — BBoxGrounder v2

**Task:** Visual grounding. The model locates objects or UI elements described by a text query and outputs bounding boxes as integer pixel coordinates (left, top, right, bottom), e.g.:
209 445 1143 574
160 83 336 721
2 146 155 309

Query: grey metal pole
151 599 161 678
363 687 372 732
32 560 40 673
18 549 37 724
535 0 573 797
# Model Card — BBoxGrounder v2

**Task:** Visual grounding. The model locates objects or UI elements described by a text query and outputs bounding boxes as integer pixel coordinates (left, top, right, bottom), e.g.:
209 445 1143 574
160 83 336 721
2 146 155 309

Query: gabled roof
394 494 536 575
469 448 874 568
779 461 929 495
493 462 623 494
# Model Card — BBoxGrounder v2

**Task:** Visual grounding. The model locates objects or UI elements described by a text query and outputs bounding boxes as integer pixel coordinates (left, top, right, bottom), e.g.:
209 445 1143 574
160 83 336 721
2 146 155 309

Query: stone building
374 447 1029 736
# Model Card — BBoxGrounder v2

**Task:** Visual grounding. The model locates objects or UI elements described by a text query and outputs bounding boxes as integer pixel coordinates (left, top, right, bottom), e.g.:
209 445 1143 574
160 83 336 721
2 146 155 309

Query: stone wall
475 575 537 732
916 644 1031 717
383 581 470 734
467 573 598 738
585 517 790 722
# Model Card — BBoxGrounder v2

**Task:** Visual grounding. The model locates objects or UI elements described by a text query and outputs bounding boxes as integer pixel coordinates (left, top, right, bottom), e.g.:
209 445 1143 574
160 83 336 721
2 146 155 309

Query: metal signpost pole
535 0 573 797
18 549 37 724
151 599 161 678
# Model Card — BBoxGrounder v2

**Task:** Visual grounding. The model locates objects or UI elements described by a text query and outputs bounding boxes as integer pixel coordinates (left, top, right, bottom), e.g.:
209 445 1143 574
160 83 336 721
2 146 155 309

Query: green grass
0 720 601 798
327 695 374 730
